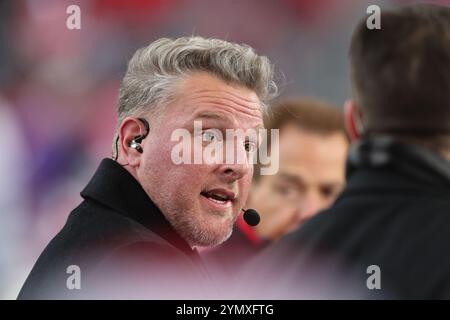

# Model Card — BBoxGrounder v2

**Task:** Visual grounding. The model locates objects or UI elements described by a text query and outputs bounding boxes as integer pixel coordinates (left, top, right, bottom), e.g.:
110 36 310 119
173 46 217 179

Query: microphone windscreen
243 209 260 227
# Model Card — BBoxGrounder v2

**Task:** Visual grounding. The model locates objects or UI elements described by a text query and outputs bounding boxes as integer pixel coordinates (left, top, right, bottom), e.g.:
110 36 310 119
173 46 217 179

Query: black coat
243 137 450 299
18 159 211 299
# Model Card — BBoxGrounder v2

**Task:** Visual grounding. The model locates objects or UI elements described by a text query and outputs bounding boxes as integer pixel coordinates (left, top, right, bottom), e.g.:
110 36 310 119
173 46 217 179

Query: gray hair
112 36 278 158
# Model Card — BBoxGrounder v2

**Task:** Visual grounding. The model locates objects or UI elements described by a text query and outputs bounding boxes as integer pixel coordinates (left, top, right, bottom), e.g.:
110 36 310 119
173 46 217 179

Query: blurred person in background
18 36 277 299
240 4 450 299
205 99 348 281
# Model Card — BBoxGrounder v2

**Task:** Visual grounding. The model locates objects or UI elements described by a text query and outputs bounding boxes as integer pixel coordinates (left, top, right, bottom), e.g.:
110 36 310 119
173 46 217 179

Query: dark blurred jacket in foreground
241 137 450 299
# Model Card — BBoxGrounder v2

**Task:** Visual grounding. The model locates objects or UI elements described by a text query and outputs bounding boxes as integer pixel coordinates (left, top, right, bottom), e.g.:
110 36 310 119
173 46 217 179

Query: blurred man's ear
344 99 363 142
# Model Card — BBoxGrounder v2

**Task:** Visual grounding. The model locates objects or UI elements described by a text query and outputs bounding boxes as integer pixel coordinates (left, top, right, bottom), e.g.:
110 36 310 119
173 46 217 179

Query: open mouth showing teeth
200 191 232 204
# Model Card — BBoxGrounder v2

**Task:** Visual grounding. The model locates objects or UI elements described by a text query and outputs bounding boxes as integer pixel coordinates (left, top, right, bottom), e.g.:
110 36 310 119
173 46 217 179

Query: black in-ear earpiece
113 118 150 162
129 139 144 153
128 118 150 154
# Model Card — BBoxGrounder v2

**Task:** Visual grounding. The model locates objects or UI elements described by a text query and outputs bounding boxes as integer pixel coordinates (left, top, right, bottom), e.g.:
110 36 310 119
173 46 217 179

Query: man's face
136 72 263 247
249 124 348 241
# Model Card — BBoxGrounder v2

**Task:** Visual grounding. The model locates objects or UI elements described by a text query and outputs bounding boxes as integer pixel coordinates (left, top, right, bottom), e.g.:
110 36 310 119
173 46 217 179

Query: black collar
346 136 450 193
80 158 194 256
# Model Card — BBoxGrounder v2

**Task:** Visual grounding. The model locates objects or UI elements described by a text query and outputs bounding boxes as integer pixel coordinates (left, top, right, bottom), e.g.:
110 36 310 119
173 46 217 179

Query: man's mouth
200 188 236 206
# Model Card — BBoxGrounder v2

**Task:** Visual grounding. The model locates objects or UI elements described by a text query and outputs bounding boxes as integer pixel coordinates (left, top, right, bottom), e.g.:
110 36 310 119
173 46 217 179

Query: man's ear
118 117 147 167
344 99 364 142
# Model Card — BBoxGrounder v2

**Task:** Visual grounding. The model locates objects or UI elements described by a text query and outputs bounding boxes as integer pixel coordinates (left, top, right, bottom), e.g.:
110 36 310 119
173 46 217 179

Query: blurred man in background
18 36 276 299
241 4 450 299
205 99 348 280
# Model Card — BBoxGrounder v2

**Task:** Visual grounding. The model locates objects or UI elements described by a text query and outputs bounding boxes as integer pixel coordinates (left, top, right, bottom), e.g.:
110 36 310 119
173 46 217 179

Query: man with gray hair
18 36 276 299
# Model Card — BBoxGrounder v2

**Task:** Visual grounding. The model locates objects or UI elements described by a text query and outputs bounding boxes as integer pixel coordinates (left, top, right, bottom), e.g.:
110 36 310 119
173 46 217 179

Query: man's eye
273 183 296 198
321 186 339 199
244 141 257 153
202 130 221 143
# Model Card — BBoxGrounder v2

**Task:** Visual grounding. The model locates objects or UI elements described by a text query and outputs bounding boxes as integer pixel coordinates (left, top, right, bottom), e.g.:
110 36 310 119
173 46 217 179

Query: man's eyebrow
320 182 345 190
192 111 234 123
277 173 305 188
190 111 264 129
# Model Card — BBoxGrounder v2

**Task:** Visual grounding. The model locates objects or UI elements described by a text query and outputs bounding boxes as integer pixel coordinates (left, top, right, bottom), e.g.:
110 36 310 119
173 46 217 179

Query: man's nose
297 193 324 223
218 143 251 182
218 161 251 182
